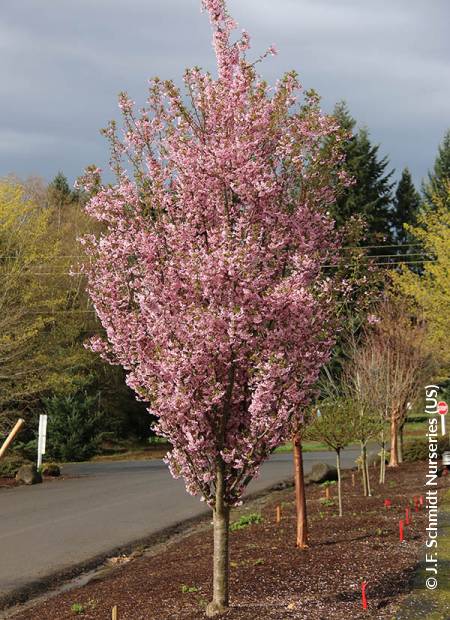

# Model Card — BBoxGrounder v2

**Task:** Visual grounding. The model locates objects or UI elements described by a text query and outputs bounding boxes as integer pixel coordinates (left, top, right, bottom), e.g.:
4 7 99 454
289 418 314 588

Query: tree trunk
293 433 308 548
360 442 368 497
361 443 372 497
379 436 386 485
336 448 343 517
364 444 372 497
206 462 230 618
389 414 399 467
398 423 404 464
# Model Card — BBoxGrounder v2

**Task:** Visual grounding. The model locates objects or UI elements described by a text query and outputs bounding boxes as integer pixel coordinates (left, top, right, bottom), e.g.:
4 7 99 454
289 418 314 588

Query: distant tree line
0 172 149 455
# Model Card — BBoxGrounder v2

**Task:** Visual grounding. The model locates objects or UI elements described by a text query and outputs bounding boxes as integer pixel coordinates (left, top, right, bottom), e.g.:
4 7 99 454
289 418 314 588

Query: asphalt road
0 448 360 604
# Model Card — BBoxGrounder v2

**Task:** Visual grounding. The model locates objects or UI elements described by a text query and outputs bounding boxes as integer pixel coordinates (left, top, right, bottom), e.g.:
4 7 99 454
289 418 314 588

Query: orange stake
276 505 281 524
361 581 368 610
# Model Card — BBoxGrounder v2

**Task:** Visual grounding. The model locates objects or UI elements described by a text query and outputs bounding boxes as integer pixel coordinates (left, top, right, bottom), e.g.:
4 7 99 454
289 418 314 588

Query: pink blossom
81 0 347 508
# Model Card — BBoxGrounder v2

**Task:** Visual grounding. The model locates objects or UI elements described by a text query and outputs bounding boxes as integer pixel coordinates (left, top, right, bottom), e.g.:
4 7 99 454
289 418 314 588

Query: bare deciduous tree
346 300 434 470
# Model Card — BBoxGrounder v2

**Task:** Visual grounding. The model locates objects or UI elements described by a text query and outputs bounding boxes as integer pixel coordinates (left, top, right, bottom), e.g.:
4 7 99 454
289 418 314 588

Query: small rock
271 480 292 491
15 464 42 485
308 462 338 484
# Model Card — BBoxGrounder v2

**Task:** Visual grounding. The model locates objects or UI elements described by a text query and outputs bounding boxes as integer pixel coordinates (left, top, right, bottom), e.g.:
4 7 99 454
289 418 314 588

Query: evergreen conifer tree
391 167 420 245
331 102 394 249
423 129 450 208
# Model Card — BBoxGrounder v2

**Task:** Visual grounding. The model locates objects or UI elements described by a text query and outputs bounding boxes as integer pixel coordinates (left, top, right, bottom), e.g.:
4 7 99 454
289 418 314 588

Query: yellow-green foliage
393 183 450 370
0 179 50 429
0 177 97 430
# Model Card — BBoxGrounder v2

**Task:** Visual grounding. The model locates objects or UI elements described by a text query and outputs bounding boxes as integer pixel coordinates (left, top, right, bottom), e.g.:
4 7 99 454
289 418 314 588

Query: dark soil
10 461 448 620
0 477 19 489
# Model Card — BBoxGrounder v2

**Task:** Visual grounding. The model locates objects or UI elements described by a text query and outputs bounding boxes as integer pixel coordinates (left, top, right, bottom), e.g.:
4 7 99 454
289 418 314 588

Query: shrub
12 438 37 461
44 392 108 462
148 435 169 445
0 456 31 478
406 415 428 424
403 437 450 462
403 439 428 462
230 513 263 531
41 462 61 477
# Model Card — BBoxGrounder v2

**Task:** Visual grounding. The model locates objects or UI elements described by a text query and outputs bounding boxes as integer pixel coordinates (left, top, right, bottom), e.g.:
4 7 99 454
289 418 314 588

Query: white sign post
438 401 448 436
37 414 48 469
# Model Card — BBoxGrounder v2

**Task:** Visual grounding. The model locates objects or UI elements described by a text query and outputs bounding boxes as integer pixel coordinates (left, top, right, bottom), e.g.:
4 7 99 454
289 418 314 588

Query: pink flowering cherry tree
80 0 346 615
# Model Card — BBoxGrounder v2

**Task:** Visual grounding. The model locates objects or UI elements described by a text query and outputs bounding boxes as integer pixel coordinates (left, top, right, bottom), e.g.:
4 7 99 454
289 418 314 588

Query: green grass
70 603 85 615
275 440 365 453
230 513 263 531
275 440 331 453
276 414 427 454
180 584 199 594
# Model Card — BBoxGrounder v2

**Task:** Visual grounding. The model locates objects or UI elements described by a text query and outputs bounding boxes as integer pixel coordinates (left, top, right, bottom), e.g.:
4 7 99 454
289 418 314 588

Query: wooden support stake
351 472 355 487
325 486 330 500
276 505 281 524
0 419 25 459
112 605 118 620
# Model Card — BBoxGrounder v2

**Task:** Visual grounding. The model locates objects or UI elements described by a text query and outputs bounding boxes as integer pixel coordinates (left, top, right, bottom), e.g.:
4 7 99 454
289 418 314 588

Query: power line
8 257 437 276
321 259 436 269
17 260 436 317
334 253 430 260
0 243 426 261
25 310 96 314
2 259 437 278
339 243 423 251
343 260 435 266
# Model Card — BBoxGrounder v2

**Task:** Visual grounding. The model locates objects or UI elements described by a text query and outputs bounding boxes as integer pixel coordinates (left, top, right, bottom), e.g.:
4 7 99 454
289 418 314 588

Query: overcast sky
1 0 449 189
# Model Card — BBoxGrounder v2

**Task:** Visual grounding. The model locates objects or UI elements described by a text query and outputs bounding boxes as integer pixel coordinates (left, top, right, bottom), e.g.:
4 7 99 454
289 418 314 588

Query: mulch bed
0 474 72 491
9 461 448 619
0 477 20 489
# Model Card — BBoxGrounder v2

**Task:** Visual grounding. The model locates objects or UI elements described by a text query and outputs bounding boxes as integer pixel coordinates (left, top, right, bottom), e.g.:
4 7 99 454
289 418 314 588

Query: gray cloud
0 0 448 189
